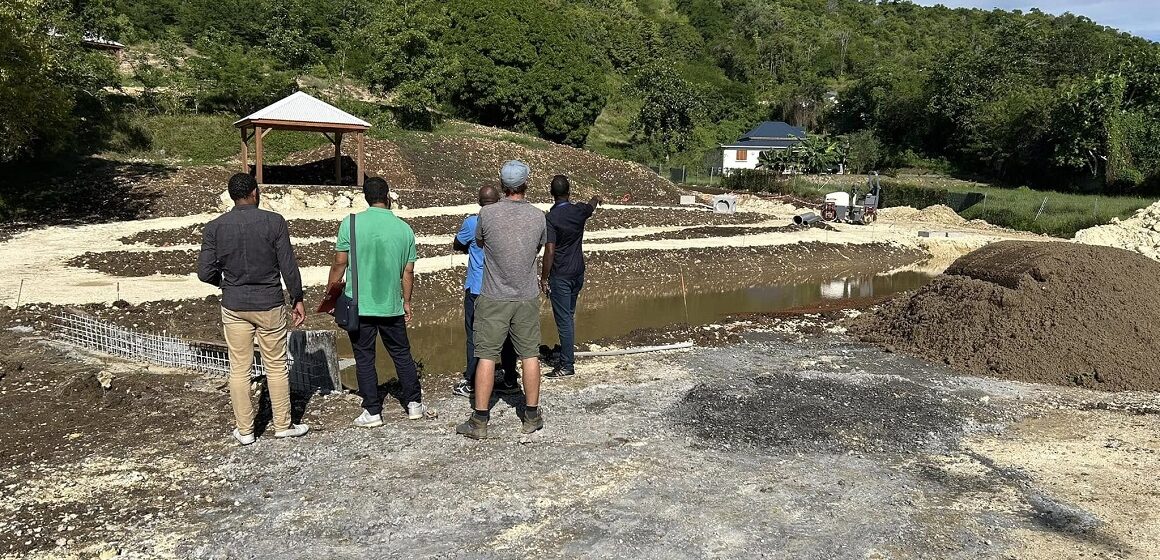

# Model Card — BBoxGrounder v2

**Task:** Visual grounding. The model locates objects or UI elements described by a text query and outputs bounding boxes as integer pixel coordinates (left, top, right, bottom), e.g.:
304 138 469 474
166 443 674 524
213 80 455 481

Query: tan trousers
222 306 291 434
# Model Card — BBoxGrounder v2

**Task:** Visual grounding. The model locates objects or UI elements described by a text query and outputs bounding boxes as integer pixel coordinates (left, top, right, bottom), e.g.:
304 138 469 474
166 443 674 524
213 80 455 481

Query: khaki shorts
473 296 540 361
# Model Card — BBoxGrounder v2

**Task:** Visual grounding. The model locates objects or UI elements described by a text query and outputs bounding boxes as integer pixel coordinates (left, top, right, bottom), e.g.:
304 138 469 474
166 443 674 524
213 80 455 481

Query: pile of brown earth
283 125 680 206
852 241 1160 392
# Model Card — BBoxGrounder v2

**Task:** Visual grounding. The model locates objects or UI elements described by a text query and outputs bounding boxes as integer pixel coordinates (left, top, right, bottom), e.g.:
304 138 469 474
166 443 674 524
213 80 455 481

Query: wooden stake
15 278 24 307
680 269 690 325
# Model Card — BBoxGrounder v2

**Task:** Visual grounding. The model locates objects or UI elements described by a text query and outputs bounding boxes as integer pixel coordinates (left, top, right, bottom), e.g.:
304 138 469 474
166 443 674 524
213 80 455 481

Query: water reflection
337 270 932 386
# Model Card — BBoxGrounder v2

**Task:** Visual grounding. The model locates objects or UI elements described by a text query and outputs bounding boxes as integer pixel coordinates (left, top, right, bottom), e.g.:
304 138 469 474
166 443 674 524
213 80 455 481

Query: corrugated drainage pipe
793 212 821 226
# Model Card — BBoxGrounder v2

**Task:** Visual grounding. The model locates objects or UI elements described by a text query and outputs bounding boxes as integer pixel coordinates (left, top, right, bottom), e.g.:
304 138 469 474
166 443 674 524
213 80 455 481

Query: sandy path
0 202 1041 307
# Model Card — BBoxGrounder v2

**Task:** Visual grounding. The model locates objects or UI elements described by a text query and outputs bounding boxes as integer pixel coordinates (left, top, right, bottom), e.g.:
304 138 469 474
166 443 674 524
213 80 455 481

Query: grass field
108 114 336 165
884 175 1153 237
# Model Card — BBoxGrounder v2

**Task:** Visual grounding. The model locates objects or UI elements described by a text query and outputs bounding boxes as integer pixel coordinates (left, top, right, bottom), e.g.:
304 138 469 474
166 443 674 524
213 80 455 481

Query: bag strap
349 213 358 306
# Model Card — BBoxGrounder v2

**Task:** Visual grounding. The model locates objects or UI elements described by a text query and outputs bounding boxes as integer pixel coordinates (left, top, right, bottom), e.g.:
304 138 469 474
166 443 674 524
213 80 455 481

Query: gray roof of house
721 121 806 148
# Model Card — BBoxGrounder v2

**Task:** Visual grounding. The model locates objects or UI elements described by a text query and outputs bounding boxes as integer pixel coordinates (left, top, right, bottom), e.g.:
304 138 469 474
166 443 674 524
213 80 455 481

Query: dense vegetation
4 0 1160 194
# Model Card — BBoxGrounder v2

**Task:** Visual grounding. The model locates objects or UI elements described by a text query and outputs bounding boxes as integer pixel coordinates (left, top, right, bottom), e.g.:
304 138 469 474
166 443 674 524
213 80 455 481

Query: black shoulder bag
335 213 360 332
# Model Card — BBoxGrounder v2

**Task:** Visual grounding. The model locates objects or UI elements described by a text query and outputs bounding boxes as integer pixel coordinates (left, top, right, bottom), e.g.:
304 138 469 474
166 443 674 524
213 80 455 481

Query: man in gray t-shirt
457 160 547 439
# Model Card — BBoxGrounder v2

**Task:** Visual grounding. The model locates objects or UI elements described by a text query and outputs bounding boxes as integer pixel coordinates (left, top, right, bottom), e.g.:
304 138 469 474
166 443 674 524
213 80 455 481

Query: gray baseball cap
499 160 530 189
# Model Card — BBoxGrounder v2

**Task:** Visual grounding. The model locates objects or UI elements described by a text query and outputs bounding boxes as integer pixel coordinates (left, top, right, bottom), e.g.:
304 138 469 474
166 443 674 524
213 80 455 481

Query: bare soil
852 241 1160 392
0 160 229 243
68 242 457 278
117 208 776 248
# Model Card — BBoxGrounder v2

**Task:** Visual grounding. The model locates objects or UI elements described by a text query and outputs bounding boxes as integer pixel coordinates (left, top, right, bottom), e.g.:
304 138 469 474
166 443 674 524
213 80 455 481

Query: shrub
721 169 791 194
878 180 948 209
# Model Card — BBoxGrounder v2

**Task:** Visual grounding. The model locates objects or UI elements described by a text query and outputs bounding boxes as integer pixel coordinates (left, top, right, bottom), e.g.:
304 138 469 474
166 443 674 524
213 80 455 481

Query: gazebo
235 91 371 186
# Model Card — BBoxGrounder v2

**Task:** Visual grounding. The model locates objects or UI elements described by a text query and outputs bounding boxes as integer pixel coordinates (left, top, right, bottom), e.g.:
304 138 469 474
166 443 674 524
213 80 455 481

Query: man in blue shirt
453 184 519 398
540 175 601 378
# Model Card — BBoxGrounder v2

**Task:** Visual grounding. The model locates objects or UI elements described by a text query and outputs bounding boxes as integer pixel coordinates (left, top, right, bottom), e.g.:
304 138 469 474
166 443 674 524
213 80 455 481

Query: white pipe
576 342 695 357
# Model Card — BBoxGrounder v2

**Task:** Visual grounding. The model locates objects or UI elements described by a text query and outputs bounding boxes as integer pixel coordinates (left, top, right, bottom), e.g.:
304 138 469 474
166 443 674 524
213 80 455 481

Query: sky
912 1 1160 41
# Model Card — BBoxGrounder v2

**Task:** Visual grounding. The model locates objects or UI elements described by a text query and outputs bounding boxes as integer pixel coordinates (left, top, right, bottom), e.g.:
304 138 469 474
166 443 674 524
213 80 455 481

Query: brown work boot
521 409 544 434
456 414 488 439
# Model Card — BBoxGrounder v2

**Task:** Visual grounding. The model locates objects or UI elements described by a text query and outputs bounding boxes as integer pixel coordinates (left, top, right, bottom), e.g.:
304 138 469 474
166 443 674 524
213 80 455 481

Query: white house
720 121 806 174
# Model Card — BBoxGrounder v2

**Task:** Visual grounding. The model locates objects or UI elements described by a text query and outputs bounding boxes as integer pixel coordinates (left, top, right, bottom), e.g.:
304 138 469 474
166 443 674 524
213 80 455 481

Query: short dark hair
228 173 258 201
502 181 527 196
363 177 390 205
550 175 570 198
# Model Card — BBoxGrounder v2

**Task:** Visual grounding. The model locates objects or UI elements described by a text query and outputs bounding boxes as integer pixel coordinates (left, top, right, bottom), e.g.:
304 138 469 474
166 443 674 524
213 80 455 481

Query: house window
736 149 748 161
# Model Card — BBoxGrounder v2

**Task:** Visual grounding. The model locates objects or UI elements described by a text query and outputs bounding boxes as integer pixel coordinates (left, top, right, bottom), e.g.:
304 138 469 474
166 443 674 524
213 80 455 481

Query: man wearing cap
456 161 546 439
453 184 520 399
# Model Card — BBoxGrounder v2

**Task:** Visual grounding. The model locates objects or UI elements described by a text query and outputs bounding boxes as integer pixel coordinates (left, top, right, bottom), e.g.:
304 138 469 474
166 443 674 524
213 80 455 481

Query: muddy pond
336 270 932 387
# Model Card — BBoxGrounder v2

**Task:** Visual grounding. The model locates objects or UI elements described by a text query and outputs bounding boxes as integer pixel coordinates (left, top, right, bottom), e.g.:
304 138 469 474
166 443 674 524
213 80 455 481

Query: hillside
0 119 681 239
6 0 1160 196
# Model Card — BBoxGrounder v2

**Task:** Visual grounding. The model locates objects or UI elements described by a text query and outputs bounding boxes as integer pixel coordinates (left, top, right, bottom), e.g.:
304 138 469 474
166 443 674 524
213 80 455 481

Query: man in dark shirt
540 175 601 378
198 173 309 445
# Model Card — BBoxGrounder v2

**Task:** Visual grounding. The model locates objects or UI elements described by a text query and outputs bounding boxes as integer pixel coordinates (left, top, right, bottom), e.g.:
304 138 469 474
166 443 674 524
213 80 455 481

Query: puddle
336 270 932 387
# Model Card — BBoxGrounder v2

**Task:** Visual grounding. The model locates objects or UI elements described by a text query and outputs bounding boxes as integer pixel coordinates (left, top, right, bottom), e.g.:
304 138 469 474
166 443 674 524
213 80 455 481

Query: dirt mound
1074 199 1160 261
852 241 1160 392
878 204 967 226
280 128 681 207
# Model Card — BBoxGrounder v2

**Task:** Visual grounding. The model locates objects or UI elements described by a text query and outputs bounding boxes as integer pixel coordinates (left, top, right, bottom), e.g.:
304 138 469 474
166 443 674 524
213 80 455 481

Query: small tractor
821 172 882 225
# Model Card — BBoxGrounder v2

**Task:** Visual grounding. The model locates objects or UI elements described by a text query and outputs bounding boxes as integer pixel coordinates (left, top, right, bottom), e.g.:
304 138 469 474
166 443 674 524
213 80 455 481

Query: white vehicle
821 172 881 224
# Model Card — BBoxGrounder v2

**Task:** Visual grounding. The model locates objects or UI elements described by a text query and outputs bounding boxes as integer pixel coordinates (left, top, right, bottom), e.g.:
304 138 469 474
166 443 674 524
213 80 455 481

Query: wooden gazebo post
254 126 265 184
239 128 249 172
333 133 343 184
357 132 365 187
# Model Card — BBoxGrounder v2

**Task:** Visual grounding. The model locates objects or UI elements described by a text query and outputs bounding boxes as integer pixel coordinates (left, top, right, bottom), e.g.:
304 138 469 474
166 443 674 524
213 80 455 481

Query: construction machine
821 172 882 224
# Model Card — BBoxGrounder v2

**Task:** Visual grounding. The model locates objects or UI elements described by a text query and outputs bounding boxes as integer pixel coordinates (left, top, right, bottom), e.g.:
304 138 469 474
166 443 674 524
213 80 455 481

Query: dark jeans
464 290 517 384
549 273 584 368
348 315 421 415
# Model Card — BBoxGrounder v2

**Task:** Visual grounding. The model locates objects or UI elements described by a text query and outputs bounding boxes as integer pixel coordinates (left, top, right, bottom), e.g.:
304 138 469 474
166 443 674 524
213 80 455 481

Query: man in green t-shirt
328 177 434 428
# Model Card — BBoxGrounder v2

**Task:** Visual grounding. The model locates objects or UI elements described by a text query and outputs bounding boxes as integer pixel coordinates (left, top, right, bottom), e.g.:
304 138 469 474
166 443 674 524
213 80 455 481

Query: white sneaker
354 409 383 428
274 424 310 438
407 402 437 420
232 428 255 446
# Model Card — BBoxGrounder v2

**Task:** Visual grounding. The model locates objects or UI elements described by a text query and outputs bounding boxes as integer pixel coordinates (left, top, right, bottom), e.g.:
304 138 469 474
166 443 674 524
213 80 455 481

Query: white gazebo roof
234 91 371 130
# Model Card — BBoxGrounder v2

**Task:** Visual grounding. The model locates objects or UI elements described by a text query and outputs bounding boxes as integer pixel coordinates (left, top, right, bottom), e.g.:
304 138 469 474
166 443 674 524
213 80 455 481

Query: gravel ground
162 333 1149 559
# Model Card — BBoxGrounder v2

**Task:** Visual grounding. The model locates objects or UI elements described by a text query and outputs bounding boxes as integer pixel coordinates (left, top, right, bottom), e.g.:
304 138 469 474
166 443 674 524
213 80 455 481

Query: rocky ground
2 311 1157 560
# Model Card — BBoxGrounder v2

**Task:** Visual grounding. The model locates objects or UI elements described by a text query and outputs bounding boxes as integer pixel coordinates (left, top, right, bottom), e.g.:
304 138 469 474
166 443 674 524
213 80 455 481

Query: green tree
185 38 296 113
0 0 119 162
443 0 607 146
630 63 705 160
757 148 793 173
844 130 881 173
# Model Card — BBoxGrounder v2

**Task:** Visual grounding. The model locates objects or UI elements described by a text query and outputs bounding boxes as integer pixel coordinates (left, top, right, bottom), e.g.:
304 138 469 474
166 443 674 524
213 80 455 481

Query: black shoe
544 365 575 378
494 382 522 395
452 379 474 398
